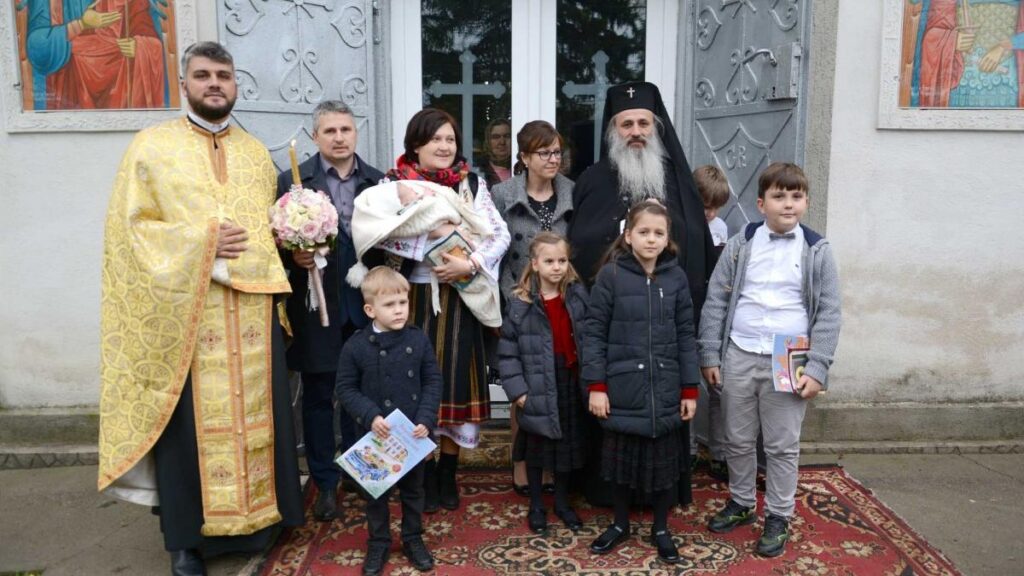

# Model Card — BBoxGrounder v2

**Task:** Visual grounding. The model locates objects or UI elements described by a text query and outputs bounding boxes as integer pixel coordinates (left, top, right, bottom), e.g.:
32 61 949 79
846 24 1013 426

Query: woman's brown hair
598 200 678 270
512 120 563 175
511 232 580 303
403 108 463 163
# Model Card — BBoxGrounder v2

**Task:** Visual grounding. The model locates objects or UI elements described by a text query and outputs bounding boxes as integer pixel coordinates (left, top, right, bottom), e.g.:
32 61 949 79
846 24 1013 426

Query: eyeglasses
533 149 563 161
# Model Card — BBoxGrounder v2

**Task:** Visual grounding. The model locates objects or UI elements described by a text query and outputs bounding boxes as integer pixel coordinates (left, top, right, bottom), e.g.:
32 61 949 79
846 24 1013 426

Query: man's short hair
693 165 730 208
312 100 354 133
758 162 808 199
360 266 410 303
180 42 233 76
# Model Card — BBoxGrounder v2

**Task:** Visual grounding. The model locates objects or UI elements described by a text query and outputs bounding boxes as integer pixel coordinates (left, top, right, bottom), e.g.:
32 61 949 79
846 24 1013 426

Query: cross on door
425 50 506 167
561 50 611 163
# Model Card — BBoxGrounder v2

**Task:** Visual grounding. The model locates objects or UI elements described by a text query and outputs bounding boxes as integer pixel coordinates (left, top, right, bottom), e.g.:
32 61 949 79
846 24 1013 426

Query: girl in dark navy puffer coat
499 232 588 536
583 201 700 565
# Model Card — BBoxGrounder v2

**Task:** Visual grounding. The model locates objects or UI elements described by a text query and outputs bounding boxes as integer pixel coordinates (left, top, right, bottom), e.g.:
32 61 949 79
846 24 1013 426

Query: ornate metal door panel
685 0 810 231
218 1 380 171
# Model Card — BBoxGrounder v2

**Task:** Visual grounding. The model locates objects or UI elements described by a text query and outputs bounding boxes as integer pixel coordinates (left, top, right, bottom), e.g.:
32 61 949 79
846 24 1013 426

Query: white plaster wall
0 4 218 408
824 2 1024 403
0 125 133 406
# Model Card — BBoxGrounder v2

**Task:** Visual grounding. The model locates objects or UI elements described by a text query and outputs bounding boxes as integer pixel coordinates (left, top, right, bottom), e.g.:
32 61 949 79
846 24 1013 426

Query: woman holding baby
369 108 510 513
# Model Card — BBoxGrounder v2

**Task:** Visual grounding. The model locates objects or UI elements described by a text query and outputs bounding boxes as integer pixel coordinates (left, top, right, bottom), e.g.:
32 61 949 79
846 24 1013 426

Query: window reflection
421 1 511 171
557 0 647 179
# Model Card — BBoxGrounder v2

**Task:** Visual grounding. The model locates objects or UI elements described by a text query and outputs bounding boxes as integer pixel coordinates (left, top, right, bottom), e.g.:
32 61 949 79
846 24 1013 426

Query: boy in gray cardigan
697 163 841 558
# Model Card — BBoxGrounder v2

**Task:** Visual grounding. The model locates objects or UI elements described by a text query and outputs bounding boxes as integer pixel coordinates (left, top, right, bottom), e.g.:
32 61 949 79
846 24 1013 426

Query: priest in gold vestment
98 42 302 576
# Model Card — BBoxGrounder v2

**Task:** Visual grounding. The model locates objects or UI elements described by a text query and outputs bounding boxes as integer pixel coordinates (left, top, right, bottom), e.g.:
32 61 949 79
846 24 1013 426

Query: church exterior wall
819 2 1024 427
0 1 1021 447
0 127 132 408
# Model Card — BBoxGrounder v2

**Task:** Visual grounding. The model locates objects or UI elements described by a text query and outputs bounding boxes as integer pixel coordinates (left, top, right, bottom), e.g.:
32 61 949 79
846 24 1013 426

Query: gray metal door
682 0 812 454
217 1 385 171
682 0 811 232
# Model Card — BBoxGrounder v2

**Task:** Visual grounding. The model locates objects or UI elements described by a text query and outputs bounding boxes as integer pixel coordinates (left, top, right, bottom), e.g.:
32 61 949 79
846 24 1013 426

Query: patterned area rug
257 465 961 575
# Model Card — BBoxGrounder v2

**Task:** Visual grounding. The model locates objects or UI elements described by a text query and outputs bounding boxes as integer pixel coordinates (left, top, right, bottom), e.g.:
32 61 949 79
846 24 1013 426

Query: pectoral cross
626 87 635 98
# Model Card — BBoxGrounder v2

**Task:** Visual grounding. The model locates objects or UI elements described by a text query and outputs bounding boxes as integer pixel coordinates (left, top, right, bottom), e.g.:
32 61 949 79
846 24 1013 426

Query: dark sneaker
527 507 548 535
756 513 790 557
402 538 435 572
650 529 681 564
707 499 755 533
708 459 729 483
362 543 390 576
590 524 630 554
312 486 338 521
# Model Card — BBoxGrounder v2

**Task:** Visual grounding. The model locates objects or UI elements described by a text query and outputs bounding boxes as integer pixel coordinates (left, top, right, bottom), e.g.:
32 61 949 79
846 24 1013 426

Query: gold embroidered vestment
99 118 291 536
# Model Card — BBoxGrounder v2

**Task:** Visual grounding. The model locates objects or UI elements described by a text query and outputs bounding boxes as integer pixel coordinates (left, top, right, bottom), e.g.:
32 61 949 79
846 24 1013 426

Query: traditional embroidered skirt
410 282 490 425
512 360 586 473
600 427 682 494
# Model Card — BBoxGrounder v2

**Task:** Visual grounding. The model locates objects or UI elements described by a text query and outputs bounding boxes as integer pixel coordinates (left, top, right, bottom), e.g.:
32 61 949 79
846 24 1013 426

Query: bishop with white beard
567 81 717 509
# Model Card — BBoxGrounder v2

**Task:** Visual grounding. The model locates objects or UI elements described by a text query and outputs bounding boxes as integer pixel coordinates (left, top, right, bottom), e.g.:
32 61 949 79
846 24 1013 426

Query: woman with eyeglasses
491 120 575 495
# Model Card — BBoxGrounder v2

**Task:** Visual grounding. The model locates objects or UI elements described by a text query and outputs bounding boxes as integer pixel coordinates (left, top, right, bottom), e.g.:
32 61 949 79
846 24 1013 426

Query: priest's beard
187 92 236 124
606 124 668 204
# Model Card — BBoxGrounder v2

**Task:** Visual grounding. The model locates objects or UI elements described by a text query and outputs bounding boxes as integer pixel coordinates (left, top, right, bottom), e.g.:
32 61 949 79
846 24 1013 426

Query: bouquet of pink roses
269 185 339 327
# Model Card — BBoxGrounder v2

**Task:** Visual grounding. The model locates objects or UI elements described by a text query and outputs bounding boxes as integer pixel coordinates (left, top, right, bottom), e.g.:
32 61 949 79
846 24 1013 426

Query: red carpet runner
258 465 961 575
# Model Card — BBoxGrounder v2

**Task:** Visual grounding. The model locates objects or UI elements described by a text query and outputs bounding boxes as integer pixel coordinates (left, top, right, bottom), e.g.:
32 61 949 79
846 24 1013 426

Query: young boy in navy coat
336 266 442 575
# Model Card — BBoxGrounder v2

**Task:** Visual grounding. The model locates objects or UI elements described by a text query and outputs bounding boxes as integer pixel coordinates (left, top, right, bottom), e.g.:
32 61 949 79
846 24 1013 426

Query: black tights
613 483 673 533
527 467 571 512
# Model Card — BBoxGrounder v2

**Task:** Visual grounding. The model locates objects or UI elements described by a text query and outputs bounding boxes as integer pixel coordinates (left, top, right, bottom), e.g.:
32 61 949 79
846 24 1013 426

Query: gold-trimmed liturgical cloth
99 118 291 537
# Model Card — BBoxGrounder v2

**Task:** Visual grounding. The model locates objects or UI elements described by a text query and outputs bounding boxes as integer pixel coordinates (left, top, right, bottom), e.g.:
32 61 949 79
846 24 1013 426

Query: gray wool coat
498 282 588 440
490 172 575 299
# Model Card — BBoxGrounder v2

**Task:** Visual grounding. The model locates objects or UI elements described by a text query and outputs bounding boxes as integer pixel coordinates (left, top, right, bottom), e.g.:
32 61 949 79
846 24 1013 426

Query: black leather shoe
170 549 206 576
402 538 435 572
527 507 548 535
362 543 390 576
512 483 529 496
542 482 556 494
313 486 338 521
650 529 681 564
555 507 583 532
590 524 629 554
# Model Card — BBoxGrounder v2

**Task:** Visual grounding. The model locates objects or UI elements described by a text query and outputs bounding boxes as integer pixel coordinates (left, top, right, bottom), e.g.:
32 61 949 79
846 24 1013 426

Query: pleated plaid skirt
600 427 682 493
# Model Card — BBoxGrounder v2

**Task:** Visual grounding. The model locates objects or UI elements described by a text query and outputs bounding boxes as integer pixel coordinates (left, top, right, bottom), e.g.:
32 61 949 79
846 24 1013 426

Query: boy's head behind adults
693 165 730 223
757 162 809 235
360 267 410 332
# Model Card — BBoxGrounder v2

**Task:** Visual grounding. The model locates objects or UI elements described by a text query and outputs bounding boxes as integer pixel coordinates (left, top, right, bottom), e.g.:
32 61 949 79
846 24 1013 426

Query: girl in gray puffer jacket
583 201 700 565
498 232 588 537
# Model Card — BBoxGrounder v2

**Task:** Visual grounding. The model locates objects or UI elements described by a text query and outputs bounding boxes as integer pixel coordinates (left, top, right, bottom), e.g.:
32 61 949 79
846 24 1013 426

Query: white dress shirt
729 224 809 354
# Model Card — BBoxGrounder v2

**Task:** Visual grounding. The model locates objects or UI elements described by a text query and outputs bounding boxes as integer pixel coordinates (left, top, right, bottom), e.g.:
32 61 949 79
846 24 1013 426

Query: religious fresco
899 0 1024 109
13 0 180 111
